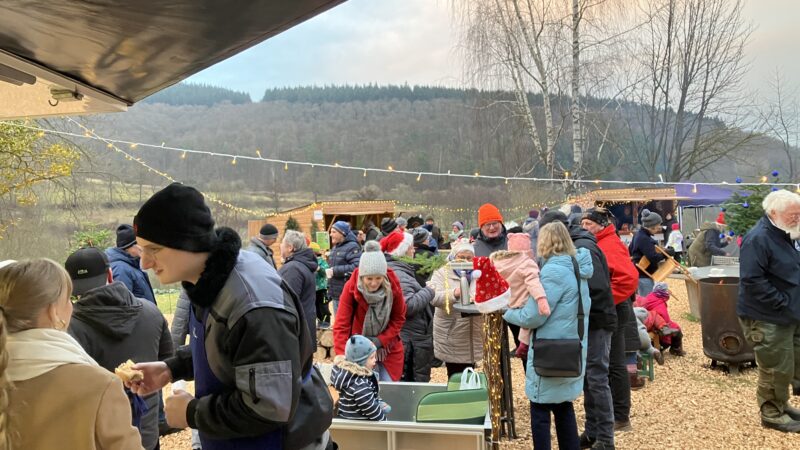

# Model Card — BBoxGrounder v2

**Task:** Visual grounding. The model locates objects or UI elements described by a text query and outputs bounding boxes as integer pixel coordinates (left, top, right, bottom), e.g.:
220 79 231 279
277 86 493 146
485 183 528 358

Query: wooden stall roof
247 200 396 239
574 187 686 205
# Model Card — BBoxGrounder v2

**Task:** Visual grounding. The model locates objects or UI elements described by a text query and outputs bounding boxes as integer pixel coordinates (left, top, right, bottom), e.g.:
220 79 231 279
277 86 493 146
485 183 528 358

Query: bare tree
760 69 799 180
617 0 755 181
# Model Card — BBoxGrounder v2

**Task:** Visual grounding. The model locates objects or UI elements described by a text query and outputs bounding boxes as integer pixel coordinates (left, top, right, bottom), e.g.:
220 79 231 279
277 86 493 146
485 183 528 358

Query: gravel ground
160 278 800 449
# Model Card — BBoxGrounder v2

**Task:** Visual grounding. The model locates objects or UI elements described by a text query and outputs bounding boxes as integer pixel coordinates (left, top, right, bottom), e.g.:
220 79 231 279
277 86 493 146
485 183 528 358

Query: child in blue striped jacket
331 335 392 421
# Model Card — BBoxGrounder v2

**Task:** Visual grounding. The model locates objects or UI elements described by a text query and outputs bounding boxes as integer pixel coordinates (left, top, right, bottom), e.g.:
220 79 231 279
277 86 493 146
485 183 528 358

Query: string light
106 143 113 149
796 184 800 194
564 171 570 178
284 162 289 171
256 149 262 158
416 173 422 182
692 184 698 194
504 178 509 185
180 151 187 159
474 172 480 177
129 143 138 149
10 122 798 190
760 175 768 183
363 169 367 177
231 157 237 165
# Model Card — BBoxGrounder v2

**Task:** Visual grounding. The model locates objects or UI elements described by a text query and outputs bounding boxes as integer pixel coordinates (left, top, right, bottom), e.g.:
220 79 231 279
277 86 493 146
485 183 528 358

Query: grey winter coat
428 267 484 364
68 282 173 450
170 290 191 349
386 256 435 343
523 218 539 257
279 247 320 344
246 237 276 268
473 228 508 257
327 232 362 301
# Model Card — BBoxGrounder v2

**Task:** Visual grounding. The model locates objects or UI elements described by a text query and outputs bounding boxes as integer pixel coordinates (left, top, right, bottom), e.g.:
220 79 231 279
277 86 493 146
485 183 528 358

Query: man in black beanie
540 210 617 450
127 183 333 450
247 223 279 268
380 217 398 238
106 223 157 304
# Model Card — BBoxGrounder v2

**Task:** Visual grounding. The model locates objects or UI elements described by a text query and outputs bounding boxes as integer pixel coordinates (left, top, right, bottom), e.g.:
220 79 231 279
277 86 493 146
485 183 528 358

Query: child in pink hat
490 233 549 358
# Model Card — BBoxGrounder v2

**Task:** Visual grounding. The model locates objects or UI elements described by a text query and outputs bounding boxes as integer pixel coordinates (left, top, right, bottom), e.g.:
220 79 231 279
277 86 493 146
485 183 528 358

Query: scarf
7 328 98 382
357 278 393 338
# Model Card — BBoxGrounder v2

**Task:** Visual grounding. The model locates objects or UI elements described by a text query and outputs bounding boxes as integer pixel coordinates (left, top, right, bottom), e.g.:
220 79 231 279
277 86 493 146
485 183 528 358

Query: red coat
595 224 639 305
333 268 407 381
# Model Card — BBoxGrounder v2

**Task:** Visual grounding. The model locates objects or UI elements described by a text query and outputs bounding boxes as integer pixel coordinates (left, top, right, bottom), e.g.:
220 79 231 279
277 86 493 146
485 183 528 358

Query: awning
675 184 738 207
0 0 346 119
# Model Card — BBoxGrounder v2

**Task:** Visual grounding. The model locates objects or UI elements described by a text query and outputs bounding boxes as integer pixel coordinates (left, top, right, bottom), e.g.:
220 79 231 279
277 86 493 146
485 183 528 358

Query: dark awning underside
0 0 346 118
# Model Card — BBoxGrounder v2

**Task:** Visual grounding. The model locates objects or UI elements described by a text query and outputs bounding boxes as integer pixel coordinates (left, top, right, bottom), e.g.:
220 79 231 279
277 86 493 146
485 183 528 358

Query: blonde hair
0 259 73 450
537 222 577 259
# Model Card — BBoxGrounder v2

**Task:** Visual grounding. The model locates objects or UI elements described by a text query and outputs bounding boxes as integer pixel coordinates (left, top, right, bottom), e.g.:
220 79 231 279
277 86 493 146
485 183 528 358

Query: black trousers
609 300 632 423
530 401 579 450
445 362 474 380
402 339 433 382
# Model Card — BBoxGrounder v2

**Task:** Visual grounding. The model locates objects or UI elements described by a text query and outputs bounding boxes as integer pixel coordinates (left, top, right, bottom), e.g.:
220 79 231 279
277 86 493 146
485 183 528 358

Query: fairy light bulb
130 143 138 149
388 165 394 171
692 184 698 194
106 143 113 149
760 175 768 183
284 162 288 171
231 157 237 165
504 178 509 185
417 173 422 182
180 151 187 159
474 172 480 177
363 169 367 177
256 149 261 158
564 171 570 178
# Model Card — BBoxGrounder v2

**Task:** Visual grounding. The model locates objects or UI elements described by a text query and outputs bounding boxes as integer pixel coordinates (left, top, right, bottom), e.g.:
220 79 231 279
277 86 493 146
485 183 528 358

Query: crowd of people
1 185 800 450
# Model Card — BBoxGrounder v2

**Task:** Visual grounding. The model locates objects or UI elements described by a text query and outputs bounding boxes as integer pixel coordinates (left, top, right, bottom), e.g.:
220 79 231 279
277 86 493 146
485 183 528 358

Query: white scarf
7 328 98 382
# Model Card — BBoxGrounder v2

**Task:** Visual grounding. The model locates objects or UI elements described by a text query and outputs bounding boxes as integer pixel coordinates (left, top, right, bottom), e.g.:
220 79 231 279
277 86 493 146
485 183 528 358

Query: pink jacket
635 292 680 344
491 251 547 308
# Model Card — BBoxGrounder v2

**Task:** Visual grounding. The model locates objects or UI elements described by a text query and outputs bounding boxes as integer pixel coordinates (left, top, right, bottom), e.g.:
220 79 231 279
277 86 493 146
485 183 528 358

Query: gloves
325 268 334 279
515 342 530 359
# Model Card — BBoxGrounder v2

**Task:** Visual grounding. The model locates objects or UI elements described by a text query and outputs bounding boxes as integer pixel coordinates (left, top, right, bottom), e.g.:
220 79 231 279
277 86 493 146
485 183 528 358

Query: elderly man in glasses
738 189 800 433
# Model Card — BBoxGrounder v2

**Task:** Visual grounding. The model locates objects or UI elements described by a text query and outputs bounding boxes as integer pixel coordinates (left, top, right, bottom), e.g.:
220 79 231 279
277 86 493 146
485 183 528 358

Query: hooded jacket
327 232 362 301
106 246 156 304
279 248 320 342
569 226 617 331
737 216 800 324
491 251 547 309
164 229 333 450
593 224 639 305
687 222 727 267
68 282 173 450
330 360 386 421
333 268 407 381
629 228 664 277
246 237 276 268
386 256 435 343
504 248 593 404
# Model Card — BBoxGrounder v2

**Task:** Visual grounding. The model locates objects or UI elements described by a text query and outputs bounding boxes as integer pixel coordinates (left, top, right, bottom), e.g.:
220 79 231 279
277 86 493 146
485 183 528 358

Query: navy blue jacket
327 233 362 301
629 228 664 278
106 247 156 304
737 216 800 325
279 248 319 345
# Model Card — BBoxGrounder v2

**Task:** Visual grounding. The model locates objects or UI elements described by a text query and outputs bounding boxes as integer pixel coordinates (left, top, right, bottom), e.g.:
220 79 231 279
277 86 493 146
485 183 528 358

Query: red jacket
333 267 407 381
595 224 639 305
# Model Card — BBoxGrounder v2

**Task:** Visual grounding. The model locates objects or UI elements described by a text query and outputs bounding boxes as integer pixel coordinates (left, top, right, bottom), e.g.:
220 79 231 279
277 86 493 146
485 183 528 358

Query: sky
186 0 800 101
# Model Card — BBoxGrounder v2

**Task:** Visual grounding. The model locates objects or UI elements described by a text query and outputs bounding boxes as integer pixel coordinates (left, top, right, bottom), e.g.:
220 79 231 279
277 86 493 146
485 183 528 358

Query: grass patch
683 312 699 323
156 290 180 315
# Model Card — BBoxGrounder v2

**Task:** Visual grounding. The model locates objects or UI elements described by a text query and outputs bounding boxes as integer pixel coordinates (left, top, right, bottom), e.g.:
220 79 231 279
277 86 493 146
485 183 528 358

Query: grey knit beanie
358 240 387 277
345 335 376 366
641 209 663 228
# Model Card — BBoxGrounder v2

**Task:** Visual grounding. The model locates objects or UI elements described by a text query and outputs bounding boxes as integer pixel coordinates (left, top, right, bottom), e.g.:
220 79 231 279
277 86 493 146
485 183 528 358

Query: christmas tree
285 215 300 232
310 220 320 236
722 185 771 236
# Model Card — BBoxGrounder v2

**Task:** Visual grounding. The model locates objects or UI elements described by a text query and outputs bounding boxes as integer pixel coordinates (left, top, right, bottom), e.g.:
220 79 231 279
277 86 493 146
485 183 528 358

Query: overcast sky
186 0 800 101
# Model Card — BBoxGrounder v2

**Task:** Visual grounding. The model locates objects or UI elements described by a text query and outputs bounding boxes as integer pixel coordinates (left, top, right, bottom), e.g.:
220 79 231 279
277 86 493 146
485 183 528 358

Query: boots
629 372 646 390
669 332 686 356
652 348 665 365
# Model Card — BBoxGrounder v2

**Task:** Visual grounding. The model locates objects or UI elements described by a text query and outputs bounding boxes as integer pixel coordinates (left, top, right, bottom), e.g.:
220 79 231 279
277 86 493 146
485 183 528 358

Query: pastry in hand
115 359 144 383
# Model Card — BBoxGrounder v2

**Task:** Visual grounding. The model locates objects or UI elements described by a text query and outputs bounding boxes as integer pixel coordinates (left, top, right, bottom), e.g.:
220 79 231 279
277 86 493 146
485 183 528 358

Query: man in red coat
581 207 642 433
333 241 407 381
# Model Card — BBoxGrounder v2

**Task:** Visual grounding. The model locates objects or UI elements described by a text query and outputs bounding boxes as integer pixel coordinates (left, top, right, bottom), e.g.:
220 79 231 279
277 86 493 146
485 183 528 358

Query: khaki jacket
8 364 143 450
428 267 484 364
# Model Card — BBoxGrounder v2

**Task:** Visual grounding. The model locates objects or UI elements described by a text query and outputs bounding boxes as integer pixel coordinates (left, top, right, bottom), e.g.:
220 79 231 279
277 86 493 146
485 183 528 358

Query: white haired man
738 189 800 433
280 230 319 344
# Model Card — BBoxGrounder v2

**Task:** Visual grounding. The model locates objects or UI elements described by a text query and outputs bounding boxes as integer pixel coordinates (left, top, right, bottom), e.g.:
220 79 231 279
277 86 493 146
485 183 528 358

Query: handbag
531 256 585 378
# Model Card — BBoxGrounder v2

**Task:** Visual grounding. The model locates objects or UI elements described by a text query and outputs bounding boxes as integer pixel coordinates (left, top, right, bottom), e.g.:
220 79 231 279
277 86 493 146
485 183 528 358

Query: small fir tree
285 215 300 232
310 220 320 236
722 185 771 236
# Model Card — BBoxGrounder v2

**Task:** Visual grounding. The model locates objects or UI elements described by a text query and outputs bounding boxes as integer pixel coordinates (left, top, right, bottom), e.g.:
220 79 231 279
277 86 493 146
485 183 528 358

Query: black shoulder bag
531 256 586 378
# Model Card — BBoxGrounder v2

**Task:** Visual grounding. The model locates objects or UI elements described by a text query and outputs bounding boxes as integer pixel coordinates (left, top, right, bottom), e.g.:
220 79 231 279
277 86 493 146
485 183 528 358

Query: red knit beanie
478 203 504 228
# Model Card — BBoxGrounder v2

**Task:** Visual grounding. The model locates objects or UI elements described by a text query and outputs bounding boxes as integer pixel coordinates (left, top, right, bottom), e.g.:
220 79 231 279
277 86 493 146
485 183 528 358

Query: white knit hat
359 241 387 277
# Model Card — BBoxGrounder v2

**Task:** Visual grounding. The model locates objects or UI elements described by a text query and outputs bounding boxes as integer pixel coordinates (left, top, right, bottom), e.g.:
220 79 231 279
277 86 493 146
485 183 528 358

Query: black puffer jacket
68 282 173 450
569 226 617 331
386 256 435 343
473 228 508 257
327 232 362 301
279 247 320 344
737 216 800 325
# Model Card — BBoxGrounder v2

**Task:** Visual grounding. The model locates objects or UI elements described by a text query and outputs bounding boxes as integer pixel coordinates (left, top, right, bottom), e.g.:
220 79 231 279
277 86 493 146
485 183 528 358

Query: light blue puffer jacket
504 248 593 404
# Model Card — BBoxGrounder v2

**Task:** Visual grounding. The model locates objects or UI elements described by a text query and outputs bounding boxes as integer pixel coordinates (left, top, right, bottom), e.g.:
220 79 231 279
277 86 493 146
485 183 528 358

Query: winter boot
579 432 595 449
669 332 686 356
653 348 665 365
629 372 646 390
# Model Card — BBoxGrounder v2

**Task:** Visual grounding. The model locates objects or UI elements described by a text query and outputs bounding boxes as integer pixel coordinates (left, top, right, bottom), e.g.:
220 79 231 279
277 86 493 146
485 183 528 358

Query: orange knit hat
478 203 504 228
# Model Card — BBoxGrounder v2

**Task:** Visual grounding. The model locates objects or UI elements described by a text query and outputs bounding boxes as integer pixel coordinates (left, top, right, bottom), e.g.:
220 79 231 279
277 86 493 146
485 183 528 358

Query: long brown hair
0 259 73 450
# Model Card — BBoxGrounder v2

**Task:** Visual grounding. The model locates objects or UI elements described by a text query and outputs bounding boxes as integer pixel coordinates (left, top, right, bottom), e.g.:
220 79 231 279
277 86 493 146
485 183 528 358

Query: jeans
530 401 580 450
583 328 614 445
637 277 654 297
610 301 632 423
740 318 800 418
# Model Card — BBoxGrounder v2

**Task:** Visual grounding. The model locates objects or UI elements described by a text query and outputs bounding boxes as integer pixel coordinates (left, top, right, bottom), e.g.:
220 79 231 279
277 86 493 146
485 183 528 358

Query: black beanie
116 224 137 249
581 208 610 227
259 223 279 239
539 210 569 228
381 217 398 235
133 183 216 252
